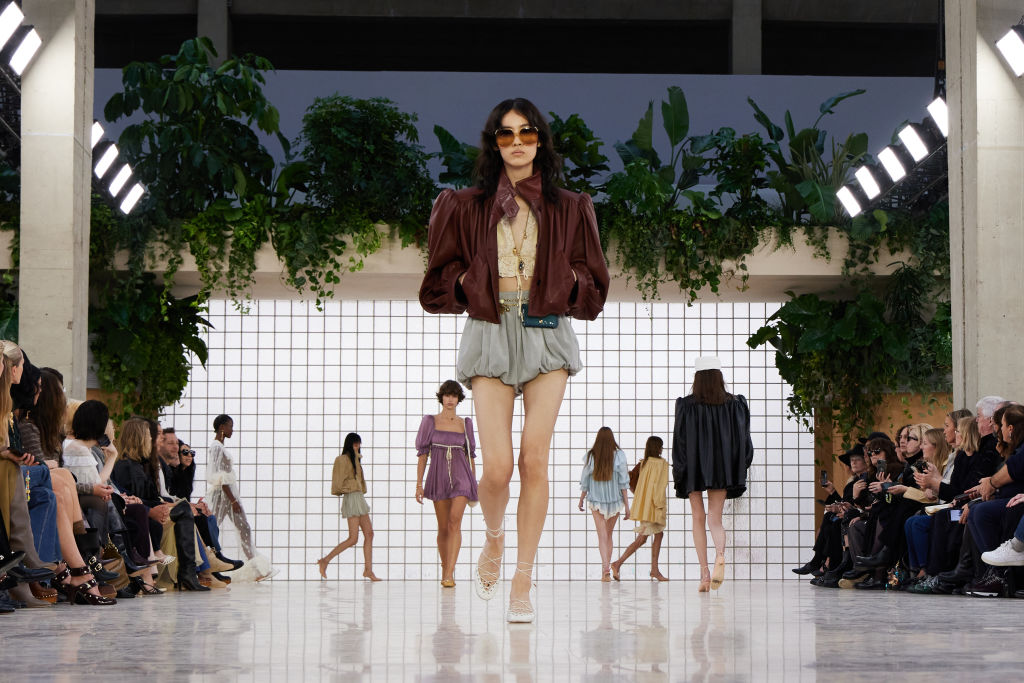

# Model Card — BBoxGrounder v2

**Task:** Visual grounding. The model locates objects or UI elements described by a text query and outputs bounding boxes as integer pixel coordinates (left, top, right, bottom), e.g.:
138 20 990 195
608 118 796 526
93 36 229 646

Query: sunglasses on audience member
867 448 884 456
179 449 196 457
493 126 540 147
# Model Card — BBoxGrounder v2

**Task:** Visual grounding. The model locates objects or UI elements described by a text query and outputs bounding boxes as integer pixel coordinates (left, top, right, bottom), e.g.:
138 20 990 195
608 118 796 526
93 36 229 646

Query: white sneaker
981 539 1024 567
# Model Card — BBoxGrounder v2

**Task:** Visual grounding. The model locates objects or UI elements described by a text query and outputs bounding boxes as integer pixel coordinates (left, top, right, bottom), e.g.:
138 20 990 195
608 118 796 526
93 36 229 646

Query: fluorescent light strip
109 165 132 196
91 122 104 149
120 184 145 214
0 4 23 53
898 126 929 162
9 28 41 75
836 186 862 217
997 28 1024 77
94 145 118 178
877 147 906 182
854 166 881 199
927 97 948 137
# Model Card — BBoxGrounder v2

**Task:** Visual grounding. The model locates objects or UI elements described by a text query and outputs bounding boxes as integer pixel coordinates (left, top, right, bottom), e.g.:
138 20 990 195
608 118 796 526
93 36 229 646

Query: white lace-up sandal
475 525 504 601
506 561 536 623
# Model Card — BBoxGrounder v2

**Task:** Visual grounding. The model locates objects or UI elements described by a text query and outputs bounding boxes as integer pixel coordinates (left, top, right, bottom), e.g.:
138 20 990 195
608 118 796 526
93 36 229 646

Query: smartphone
820 469 828 487
950 509 962 522
96 435 111 448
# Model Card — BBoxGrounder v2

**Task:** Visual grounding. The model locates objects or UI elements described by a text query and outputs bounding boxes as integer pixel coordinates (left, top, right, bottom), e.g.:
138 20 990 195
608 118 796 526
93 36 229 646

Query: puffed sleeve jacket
331 454 367 496
418 170 610 323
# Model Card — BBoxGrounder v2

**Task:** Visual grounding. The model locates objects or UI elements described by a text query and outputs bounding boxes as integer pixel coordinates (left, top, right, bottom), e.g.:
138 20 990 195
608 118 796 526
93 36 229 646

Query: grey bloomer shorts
457 292 582 395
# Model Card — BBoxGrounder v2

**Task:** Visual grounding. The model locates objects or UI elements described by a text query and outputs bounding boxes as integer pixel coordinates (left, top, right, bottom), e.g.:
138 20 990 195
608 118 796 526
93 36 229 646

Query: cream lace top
496 210 538 278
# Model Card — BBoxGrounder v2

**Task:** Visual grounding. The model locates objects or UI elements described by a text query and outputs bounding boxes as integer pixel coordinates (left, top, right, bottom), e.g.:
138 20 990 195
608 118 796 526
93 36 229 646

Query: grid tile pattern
164 299 815 581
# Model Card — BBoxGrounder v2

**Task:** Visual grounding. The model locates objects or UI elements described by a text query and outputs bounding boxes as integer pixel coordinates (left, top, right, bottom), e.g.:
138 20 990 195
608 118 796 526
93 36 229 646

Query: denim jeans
21 465 61 563
904 514 933 570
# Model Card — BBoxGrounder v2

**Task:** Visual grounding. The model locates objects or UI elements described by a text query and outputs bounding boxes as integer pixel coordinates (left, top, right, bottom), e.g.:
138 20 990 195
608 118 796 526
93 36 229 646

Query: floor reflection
4 580 1021 680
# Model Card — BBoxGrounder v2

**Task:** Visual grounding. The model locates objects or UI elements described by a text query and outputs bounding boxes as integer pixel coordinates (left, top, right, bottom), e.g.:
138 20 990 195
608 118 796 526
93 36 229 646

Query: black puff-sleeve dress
672 394 755 499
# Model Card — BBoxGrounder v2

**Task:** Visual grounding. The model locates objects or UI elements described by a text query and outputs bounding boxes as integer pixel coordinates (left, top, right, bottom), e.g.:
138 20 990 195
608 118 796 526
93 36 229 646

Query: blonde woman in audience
611 436 669 581
207 414 276 582
319 432 381 581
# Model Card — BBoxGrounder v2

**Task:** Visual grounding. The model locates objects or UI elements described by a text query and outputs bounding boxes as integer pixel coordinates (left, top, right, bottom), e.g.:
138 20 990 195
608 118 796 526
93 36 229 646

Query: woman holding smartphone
420 98 610 622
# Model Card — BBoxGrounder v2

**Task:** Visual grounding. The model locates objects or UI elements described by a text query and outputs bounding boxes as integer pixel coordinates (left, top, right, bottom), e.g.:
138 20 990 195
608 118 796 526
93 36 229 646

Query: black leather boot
170 503 209 592
109 530 152 575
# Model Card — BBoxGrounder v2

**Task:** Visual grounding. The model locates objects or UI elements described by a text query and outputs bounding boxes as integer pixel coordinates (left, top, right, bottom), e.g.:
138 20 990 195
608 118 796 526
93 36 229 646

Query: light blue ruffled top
580 448 629 506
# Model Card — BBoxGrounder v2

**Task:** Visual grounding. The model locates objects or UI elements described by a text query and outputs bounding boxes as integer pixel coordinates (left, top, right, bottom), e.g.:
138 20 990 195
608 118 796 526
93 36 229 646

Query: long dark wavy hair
29 369 66 459
692 369 731 405
342 432 362 473
473 98 563 205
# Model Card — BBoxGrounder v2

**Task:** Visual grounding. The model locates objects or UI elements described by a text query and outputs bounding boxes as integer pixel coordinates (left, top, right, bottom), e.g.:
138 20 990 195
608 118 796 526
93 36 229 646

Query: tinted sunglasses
494 125 540 147
867 448 885 456
179 449 196 457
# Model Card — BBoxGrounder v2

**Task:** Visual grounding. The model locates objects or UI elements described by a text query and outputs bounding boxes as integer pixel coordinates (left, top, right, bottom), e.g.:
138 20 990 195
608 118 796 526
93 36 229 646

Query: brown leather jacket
419 171 610 323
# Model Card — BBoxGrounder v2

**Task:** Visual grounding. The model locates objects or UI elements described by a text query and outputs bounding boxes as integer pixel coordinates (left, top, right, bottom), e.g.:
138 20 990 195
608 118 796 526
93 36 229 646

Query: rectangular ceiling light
854 166 881 199
898 125 929 162
94 145 118 178
927 97 948 137
9 28 40 75
109 164 132 196
877 147 906 182
91 122 104 149
0 4 23 53
836 186 862 217
119 184 145 214
997 26 1024 77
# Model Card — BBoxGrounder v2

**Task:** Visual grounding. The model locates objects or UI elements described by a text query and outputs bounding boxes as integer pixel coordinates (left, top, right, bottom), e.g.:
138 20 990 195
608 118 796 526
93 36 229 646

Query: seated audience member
793 444 871 576
851 426 932 584
935 400 1024 596
111 418 210 592
810 433 889 588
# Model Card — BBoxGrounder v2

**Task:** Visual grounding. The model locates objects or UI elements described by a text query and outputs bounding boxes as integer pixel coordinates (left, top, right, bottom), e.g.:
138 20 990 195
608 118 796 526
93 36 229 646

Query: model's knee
446 518 463 536
518 458 549 485
638 535 648 546
481 466 514 488
363 530 374 544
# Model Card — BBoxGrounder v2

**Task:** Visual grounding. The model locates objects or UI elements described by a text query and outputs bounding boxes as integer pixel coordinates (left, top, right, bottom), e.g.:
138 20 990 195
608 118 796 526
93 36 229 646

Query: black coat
161 460 195 500
111 458 163 508
672 394 754 499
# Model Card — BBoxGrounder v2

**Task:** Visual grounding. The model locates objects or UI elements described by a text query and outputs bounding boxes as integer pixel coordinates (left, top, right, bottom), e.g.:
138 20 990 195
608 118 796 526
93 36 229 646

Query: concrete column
731 0 762 75
948 0 1024 407
198 0 231 65
19 0 94 399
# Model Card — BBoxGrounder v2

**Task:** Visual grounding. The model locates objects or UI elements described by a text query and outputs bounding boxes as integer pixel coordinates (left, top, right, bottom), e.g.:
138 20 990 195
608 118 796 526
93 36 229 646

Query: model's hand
231 500 242 513
623 506 630 520
578 499 585 512
415 484 424 505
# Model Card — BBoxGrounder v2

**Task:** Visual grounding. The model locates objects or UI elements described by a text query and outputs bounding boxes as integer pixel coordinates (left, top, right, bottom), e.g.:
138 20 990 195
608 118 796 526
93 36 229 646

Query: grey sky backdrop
94 69 935 185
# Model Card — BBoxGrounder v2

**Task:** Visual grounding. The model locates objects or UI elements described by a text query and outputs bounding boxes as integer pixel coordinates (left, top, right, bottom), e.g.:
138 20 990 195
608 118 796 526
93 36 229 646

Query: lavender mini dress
416 415 479 502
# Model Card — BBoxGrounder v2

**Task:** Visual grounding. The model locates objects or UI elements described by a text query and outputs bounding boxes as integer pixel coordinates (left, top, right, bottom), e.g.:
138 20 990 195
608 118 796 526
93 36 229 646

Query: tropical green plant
548 112 609 195
747 90 868 226
102 37 285 297
434 125 478 189
296 95 435 248
89 273 210 421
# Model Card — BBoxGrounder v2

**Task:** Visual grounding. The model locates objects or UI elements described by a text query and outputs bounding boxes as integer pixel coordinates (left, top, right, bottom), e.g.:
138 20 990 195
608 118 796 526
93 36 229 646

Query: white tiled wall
163 299 815 581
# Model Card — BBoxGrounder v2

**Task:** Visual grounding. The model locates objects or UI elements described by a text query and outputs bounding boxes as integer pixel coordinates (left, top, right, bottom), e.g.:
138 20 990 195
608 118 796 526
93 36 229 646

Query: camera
911 459 929 474
96 435 111 448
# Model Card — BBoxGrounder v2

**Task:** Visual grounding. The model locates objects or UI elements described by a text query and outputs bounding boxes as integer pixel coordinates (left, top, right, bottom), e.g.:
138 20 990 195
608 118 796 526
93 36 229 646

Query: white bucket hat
694 356 722 372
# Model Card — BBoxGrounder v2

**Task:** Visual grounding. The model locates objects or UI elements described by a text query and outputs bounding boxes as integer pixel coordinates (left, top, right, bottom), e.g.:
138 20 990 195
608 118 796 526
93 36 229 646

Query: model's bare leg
358 515 380 581
445 496 468 581
707 489 727 558
318 516 360 577
470 377 516 592
650 532 667 580
433 498 452 580
511 369 568 609
689 492 711 585
612 533 648 578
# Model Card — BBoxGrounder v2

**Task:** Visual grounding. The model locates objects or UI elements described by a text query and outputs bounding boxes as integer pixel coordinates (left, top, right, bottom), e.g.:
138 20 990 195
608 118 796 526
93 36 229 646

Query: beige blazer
331 454 366 496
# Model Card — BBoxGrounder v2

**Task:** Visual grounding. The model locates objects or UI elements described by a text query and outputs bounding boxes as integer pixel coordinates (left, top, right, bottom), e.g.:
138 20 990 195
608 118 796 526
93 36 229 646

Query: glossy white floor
3 577 1021 681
